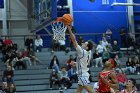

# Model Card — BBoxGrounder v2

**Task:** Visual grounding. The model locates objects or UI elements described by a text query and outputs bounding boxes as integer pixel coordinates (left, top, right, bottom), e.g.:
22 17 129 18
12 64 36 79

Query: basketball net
51 18 67 41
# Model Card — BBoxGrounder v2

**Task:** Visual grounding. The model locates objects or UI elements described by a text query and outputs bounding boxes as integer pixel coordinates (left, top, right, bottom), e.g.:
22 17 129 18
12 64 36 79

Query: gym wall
73 0 128 43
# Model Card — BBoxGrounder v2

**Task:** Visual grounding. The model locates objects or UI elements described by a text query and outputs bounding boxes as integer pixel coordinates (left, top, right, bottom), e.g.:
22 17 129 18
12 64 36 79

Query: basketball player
120 78 137 93
98 58 119 93
67 25 95 93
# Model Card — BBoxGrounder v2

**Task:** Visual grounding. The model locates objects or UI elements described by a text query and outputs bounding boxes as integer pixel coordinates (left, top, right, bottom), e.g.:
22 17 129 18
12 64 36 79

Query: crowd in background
0 35 43 93
0 28 140 92
47 29 140 92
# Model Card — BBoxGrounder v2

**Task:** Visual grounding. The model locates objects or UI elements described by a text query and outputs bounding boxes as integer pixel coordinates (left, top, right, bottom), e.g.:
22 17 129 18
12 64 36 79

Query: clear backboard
33 0 57 24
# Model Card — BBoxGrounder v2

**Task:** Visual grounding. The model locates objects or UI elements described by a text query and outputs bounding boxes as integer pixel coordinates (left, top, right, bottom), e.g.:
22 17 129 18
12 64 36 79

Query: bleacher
0 51 140 93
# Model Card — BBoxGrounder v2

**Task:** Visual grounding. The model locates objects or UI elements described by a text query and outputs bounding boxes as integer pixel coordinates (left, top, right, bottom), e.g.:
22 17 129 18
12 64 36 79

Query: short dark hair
103 58 117 68
87 40 94 51
128 78 136 87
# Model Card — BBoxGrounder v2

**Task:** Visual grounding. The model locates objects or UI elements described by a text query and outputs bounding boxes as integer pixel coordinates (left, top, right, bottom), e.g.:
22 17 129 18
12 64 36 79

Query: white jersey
76 45 91 77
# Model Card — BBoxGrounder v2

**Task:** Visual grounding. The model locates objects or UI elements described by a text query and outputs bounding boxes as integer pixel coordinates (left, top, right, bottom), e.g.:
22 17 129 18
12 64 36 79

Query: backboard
33 0 57 24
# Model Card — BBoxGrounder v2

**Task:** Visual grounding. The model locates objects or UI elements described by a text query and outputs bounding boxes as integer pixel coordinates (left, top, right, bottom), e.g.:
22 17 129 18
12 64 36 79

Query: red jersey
116 73 127 83
121 89 136 93
98 70 112 93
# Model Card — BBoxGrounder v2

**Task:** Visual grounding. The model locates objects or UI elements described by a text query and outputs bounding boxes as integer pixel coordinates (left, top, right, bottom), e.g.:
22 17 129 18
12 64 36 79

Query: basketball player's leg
76 85 84 93
84 84 95 93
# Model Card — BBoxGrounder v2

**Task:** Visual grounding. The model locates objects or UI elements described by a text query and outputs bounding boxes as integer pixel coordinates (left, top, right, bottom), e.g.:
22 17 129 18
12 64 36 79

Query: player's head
104 58 117 69
81 40 93 51
126 78 136 88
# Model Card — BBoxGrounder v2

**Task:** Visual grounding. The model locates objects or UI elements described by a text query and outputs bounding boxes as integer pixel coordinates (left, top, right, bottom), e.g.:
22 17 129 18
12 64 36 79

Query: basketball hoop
51 17 67 41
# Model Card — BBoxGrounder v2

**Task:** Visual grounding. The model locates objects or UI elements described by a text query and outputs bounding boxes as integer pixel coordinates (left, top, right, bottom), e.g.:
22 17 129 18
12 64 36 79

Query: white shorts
78 76 90 86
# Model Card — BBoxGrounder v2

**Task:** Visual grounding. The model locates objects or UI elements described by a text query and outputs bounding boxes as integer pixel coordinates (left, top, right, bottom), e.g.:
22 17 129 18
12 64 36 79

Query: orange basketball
62 14 73 25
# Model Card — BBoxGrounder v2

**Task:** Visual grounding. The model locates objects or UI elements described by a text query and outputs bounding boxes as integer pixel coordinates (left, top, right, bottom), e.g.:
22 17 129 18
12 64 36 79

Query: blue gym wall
73 0 128 43
35 0 131 47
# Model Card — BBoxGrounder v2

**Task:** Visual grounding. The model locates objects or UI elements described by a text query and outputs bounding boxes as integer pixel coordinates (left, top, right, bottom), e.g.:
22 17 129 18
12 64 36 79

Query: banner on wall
0 0 4 8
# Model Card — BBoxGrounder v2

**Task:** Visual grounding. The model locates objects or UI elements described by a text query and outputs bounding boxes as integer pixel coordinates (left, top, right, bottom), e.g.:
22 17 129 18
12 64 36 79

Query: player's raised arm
67 25 78 49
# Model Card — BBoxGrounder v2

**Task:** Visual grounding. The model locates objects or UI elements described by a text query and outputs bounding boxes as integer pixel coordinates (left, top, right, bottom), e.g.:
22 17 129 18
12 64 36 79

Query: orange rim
52 17 63 23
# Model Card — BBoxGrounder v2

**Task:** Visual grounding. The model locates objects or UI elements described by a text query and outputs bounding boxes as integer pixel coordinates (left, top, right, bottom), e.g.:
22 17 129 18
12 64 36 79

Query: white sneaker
64 87 67 90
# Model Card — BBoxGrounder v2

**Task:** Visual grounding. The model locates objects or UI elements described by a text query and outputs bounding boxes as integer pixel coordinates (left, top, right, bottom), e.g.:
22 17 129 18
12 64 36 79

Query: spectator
96 41 106 57
68 66 78 83
101 37 109 48
27 48 42 65
21 48 32 66
116 69 127 91
49 70 61 89
120 27 127 47
59 67 72 89
127 32 135 48
4 52 16 68
132 57 137 74
0 82 9 93
125 57 135 74
111 40 120 58
105 28 112 43
35 35 43 52
114 55 121 68
3 37 13 45
14 53 27 70
120 78 137 93
49 55 60 71
2 66 14 84
135 56 140 74
93 50 103 67
102 49 110 62
0 82 16 93
25 35 34 51
66 55 74 70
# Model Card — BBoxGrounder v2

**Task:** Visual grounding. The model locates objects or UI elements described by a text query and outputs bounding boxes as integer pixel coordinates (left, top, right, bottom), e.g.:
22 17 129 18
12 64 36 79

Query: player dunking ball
67 25 95 93
98 58 119 93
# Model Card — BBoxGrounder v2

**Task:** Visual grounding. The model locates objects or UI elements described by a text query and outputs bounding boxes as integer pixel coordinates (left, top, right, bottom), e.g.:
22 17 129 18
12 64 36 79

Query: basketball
62 14 73 25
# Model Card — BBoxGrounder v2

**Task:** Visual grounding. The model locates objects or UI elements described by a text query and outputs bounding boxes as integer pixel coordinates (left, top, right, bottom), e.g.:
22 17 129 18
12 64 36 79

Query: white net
51 21 67 41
